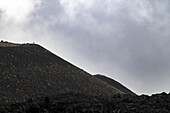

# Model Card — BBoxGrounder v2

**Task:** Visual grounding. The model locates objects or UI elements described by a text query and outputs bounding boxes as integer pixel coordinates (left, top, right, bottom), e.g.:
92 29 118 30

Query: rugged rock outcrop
0 92 170 113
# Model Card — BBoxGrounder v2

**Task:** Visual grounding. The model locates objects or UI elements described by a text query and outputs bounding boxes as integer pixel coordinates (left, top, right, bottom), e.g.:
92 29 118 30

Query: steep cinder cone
0 42 123 104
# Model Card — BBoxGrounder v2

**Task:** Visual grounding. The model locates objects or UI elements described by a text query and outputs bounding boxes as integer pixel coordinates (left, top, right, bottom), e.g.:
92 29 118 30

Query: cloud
0 0 41 42
0 0 41 22
50 0 170 94
1 0 170 95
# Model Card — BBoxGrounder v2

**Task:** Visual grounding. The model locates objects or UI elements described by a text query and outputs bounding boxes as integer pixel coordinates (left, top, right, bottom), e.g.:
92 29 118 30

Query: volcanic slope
0 42 123 104
94 75 136 95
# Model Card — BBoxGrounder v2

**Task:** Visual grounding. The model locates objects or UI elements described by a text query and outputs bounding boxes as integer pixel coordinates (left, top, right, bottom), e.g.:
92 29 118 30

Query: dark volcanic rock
94 74 136 95
0 42 123 104
0 92 170 113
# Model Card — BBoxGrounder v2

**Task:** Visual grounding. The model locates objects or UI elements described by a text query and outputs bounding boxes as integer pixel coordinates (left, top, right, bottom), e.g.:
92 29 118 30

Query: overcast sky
1 0 170 95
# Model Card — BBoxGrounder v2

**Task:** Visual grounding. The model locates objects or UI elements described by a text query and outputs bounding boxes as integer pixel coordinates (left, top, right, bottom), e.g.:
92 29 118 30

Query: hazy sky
1 0 170 95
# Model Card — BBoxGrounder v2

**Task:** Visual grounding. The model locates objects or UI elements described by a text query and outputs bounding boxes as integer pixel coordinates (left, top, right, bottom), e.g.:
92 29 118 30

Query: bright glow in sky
0 0 41 21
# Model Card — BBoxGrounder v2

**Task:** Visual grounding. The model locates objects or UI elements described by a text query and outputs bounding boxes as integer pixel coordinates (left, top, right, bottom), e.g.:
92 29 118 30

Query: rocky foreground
0 92 170 113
